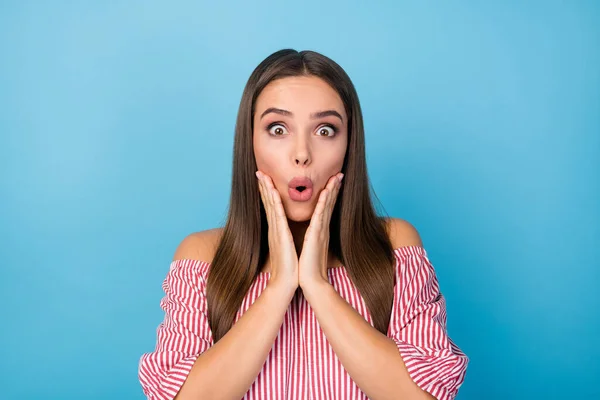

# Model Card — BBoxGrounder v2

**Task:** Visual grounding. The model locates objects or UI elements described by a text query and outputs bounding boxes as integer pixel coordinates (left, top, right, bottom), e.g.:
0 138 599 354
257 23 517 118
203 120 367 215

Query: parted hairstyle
206 49 395 343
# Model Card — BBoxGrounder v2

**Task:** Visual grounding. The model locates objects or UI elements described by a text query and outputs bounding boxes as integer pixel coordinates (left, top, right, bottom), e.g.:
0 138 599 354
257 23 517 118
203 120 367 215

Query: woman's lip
288 187 313 202
288 176 314 189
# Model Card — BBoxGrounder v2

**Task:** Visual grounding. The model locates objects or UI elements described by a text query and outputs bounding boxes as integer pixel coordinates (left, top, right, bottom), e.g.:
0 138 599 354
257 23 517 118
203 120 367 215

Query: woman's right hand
256 170 299 292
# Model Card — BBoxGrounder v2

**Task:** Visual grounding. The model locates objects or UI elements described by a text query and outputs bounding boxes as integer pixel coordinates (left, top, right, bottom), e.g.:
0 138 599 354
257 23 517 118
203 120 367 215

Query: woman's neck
288 219 310 255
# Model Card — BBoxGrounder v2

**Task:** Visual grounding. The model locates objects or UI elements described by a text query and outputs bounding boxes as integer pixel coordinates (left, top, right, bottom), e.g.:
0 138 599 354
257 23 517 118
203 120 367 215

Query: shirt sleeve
387 247 469 400
138 259 214 400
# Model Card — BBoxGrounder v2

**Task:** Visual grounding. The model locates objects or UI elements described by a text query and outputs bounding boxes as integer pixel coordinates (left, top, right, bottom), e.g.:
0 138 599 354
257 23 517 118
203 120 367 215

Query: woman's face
253 76 348 222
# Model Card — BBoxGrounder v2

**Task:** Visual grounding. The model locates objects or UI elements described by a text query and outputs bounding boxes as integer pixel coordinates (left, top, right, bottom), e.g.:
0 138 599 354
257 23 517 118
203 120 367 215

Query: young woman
138 49 468 400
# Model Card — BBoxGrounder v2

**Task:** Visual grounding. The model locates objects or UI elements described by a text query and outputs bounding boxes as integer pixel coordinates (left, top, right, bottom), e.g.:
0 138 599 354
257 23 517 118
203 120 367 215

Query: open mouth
288 177 314 202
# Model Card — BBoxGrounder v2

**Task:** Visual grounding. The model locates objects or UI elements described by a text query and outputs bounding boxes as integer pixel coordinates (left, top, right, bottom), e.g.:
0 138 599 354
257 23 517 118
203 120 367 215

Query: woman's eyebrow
260 107 343 123
311 110 343 122
260 107 292 119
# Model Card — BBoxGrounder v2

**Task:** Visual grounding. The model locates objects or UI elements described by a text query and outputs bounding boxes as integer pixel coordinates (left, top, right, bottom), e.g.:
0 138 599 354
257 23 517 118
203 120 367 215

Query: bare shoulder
172 227 225 262
384 217 423 249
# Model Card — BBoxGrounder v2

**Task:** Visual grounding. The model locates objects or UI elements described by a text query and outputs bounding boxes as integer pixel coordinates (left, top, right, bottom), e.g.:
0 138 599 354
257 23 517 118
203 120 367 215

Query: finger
316 175 339 235
261 173 282 236
257 172 267 209
322 175 338 215
270 184 286 219
260 174 294 241
264 177 283 214
257 172 267 210
257 172 275 226
325 174 339 207
261 173 276 215
326 173 343 224
266 177 277 209
306 187 329 241
267 185 277 230
268 181 289 237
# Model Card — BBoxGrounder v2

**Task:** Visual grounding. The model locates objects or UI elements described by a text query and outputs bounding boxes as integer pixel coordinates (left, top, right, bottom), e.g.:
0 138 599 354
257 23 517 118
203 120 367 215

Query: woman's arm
301 220 468 400
302 280 435 400
175 171 301 399
175 279 295 400
137 231 296 400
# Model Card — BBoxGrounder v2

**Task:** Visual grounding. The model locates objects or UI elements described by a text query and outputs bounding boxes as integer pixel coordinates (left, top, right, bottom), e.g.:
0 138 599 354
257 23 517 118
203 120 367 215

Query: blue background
1 1 598 399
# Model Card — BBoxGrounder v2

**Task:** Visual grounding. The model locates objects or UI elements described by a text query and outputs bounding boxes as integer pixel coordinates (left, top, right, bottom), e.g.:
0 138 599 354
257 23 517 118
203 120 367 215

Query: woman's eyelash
318 124 339 135
267 122 284 131
266 123 287 136
266 123 339 136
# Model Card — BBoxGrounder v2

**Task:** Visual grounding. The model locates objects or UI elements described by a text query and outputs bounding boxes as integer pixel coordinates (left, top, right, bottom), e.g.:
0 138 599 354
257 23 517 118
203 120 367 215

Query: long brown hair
206 49 395 343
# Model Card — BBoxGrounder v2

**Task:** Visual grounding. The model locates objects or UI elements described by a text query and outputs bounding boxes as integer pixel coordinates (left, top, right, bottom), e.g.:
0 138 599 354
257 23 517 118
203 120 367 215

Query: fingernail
256 171 260 179
338 173 344 183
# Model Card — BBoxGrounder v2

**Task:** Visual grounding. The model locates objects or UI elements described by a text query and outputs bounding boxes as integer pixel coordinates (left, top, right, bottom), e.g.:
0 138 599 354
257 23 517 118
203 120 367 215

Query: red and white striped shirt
138 245 468 400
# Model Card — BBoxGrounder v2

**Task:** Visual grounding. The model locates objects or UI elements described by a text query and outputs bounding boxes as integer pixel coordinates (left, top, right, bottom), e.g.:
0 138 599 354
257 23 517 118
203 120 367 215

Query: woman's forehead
255 76 345 120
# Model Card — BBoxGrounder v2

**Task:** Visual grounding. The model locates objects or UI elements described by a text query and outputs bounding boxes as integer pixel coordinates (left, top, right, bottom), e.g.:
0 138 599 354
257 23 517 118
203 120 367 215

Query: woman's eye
268 124 287 136
317 125 337 137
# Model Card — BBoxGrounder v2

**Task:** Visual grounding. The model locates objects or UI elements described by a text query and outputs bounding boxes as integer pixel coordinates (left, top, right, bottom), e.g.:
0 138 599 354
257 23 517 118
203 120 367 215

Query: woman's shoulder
172 227 225 263
169 218 421 262
383 217 423 249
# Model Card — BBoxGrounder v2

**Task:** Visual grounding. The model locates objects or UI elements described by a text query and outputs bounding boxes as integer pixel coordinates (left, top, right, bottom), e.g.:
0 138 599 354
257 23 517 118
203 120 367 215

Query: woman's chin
283 203 315 222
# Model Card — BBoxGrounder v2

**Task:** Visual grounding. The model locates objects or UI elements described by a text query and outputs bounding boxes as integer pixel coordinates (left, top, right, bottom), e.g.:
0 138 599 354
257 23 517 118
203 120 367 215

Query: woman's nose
293 137 311 166
295 155 310 166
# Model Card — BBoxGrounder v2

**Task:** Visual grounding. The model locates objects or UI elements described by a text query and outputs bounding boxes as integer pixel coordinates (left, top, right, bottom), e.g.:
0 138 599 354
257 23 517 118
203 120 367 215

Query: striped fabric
138 245 468 400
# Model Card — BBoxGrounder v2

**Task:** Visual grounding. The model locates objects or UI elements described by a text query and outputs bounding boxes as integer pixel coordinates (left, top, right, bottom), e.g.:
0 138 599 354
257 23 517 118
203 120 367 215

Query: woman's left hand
298 172 344 290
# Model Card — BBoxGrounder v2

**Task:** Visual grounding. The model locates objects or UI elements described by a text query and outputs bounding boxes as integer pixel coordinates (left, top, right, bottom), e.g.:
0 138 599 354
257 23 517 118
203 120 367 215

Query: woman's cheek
255 155 282 190
254 148 275 174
